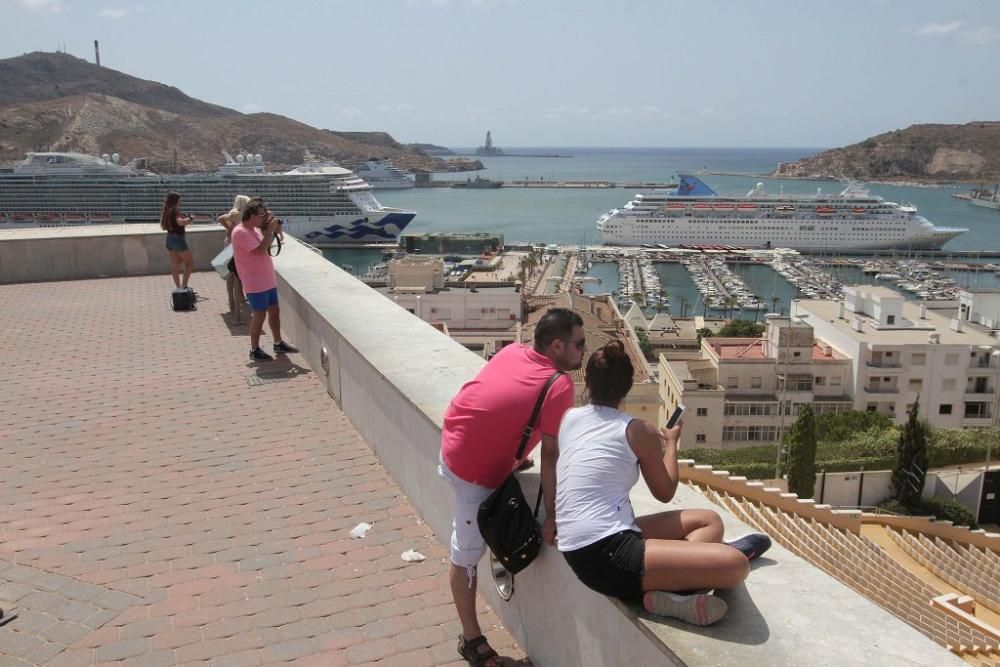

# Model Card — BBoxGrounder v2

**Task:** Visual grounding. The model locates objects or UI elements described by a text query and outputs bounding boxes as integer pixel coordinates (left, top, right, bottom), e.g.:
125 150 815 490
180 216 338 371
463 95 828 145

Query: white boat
0 151 417 244
353 159 415 189
596 175 966 251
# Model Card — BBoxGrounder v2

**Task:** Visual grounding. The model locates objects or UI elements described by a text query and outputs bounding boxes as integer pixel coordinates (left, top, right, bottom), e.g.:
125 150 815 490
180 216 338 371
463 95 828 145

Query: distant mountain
0 52 481 174
772 122 1000 182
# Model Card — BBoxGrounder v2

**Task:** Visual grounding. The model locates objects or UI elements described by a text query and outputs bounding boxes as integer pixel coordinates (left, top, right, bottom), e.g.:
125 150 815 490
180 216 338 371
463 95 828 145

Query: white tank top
556 404 640 552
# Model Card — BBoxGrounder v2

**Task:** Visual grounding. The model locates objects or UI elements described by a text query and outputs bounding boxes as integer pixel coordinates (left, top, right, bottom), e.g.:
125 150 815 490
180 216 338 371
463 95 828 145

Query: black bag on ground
171 287 196 311
477 371 563 575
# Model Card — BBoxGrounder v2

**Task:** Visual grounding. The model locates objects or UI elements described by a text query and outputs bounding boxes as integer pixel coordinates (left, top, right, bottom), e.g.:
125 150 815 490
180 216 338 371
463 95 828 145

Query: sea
322 147 1000 316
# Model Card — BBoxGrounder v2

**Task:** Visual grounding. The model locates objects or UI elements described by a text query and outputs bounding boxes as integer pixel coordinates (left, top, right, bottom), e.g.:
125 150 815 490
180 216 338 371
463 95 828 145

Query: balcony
865 385 899 394
866 360 902 369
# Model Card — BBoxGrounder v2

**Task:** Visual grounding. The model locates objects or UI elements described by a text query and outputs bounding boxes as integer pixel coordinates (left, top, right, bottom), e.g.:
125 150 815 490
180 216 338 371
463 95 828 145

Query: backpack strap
514 371 565 461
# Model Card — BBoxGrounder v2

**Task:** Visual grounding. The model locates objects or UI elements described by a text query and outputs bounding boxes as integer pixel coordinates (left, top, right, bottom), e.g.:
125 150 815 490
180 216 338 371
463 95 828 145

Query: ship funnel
111 153 120 164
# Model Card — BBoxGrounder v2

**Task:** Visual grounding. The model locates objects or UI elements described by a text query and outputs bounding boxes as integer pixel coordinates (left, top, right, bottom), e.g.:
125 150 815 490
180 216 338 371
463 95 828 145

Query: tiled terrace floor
0 274 525 666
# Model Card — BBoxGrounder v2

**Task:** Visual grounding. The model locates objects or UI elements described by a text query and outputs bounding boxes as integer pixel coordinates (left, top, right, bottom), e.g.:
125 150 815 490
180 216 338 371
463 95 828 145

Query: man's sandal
458 634 500 667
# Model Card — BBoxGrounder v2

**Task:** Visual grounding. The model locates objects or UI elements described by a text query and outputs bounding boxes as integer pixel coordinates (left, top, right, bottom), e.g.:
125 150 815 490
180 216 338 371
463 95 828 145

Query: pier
416 179 677 189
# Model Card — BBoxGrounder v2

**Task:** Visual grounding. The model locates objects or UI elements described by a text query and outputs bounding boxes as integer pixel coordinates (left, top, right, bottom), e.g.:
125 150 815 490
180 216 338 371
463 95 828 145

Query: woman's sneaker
725 533 772 561
643 591 727 626
250 347 273 361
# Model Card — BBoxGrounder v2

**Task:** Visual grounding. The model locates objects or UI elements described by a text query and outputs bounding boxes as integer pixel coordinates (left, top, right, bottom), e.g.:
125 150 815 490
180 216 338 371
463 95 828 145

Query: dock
415 179 677 189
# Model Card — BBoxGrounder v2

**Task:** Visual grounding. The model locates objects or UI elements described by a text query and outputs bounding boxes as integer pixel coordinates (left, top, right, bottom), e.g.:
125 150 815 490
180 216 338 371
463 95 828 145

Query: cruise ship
0 152 417 244
596 175 966 251
353 159 415 189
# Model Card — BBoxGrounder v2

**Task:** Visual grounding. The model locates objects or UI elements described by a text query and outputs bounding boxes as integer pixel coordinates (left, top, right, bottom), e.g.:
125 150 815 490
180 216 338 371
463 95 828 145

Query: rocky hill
0 52 479 174
772 122 1000 183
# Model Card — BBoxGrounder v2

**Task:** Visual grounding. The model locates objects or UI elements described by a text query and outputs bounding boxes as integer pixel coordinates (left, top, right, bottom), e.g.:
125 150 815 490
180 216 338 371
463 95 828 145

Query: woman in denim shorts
160 191 194 289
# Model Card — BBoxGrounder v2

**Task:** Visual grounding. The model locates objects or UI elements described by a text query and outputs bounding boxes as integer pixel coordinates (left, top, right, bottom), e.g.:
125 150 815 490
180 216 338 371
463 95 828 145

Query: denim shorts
563 529 645 601
165 233 188 252
246 287 278 312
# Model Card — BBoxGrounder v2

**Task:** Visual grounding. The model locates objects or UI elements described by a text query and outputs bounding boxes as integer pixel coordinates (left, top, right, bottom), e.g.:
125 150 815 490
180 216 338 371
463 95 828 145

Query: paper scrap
350 522 373 539
400 549 426 562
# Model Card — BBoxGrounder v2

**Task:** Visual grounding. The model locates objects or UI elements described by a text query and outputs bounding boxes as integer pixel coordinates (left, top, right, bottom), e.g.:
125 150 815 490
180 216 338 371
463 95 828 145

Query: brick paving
0 274 527 666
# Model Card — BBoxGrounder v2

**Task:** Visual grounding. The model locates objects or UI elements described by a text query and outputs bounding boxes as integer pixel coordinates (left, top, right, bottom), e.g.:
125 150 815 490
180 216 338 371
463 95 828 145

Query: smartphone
665 404 686 429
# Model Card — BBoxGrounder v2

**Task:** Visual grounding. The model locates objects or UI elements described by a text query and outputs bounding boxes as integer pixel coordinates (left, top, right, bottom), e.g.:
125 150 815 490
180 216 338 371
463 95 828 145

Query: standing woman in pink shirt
160 191 194 289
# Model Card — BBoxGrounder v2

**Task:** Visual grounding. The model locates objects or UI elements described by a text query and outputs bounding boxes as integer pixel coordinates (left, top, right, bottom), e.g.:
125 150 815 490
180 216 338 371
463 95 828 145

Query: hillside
772 122 1000 182
0 52 479 174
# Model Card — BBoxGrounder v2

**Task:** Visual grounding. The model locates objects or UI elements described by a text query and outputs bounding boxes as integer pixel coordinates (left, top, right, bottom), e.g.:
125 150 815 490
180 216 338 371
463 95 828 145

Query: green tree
717 319 766 337
783 404 818 498
696 327 714 342
636 328 653 359
891 402 930 507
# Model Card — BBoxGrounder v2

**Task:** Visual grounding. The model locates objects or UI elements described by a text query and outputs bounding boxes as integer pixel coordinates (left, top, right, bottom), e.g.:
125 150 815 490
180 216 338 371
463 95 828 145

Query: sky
3 0 999 149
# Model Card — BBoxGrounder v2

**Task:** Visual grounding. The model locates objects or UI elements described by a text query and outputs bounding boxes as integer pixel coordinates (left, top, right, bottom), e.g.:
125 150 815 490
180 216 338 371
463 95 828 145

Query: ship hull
597 215 964 251
969 197 1000 210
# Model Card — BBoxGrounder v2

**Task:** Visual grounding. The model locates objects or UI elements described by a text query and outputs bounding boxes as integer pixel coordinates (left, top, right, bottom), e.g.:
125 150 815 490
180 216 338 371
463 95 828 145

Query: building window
939 404 953 415
831 376 841 386
814 376 826 386
909 379 923 393
697 407 708 417
751 377 762 389
722 425 778 442
695 434 706 443
793 351 802 358
911 353 926 366
887 315 895 325
727 377 739 388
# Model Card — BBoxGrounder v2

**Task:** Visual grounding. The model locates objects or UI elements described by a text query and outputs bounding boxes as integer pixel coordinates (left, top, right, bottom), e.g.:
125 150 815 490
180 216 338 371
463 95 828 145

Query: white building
958 287 1000 334
659 316 852 450
794 285 1000 428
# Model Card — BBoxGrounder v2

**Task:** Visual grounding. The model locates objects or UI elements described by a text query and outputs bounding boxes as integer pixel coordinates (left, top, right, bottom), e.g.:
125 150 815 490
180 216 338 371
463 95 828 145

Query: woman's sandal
458 634 501 667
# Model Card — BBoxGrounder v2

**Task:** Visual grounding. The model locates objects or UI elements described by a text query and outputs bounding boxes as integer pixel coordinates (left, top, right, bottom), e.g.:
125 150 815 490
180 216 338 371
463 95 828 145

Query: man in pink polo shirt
231 198 298 362
441 308 584 667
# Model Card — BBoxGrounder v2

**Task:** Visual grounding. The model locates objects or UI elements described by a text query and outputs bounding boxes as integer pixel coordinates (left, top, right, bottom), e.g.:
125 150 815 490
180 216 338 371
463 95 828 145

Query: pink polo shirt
441 343 575 489
231 224 277 295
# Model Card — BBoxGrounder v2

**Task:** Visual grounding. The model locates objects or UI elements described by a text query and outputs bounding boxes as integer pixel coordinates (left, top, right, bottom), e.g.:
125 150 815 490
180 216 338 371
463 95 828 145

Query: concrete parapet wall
0 225 224 284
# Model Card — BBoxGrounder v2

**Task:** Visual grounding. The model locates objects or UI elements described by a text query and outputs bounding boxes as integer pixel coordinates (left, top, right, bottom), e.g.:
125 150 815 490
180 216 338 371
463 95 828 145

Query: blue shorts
246 287 278 312
165 233 188 252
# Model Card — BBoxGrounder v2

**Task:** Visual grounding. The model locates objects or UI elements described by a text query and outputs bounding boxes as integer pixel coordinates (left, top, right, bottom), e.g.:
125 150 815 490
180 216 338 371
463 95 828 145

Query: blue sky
3 0 999 148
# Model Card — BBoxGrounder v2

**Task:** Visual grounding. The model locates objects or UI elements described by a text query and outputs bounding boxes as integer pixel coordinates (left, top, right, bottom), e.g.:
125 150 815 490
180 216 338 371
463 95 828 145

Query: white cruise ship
353 159 415 189
596 175 966 251
0 152 417 244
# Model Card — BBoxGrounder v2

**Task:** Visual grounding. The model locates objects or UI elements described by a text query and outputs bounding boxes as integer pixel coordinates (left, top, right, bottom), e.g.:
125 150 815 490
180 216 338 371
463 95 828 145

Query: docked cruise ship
353 159 415 189
0 152 417 244
596 175 966 251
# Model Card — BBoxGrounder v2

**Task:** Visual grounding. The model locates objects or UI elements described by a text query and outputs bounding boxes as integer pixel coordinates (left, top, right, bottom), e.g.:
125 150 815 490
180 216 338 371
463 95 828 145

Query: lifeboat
11 212 33 222
64 213 85 223
851 207 867 214
36 212 61 222
714 204 735 210
737 204 757 210
815 207 835 215
666 203 685 209
693 203 712 210
89 212 112 222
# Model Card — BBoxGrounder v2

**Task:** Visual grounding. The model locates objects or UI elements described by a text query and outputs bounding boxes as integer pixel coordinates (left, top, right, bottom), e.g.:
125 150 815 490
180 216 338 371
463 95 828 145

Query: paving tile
0 275 525 666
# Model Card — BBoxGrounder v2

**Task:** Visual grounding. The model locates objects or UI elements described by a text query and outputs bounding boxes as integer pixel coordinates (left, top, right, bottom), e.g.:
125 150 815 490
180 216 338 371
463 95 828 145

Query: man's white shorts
439 457 494 569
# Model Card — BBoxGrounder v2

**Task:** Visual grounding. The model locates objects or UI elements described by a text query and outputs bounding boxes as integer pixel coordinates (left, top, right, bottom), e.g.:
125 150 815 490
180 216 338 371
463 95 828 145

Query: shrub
784 405 818 498
892 403 929 507
914 497 977 529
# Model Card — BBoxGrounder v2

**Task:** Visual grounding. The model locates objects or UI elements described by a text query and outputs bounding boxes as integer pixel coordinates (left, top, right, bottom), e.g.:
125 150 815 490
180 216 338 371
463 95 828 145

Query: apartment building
794 285 1000 428
659 316 852 450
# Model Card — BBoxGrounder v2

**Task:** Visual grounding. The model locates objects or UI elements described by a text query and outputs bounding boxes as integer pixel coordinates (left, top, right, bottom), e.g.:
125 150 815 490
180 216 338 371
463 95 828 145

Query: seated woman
556 340 771 626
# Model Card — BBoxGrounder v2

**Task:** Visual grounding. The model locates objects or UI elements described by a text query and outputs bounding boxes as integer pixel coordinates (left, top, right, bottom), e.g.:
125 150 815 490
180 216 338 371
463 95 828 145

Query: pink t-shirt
231 224 277 295
441 344 575 489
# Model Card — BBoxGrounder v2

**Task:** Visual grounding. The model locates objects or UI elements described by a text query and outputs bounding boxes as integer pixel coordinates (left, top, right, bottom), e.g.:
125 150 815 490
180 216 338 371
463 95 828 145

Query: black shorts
562 529 645 601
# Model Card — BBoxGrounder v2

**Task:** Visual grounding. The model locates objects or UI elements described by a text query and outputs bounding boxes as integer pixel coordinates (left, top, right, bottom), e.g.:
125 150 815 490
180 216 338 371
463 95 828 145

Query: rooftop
0 274 522 666
710 338 848 361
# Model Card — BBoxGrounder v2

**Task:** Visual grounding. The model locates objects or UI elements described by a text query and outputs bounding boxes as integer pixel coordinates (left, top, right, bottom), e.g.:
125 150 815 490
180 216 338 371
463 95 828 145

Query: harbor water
323 147 1000 314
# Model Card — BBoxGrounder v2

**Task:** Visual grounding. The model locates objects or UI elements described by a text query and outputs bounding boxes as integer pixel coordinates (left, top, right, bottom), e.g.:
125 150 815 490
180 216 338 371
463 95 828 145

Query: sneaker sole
644 592 727 626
